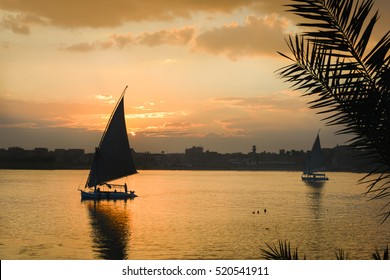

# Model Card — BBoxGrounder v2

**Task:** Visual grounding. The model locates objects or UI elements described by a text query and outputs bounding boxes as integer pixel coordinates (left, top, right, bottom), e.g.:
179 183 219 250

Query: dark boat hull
301 173 328 181
80 190 137 200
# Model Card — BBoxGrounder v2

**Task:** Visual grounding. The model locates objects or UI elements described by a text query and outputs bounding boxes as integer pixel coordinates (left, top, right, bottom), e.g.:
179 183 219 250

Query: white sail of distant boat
301 131 328 181
80 86 138 199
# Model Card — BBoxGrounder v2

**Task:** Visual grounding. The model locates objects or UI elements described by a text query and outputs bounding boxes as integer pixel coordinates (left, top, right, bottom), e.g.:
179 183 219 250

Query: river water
0 170 388 259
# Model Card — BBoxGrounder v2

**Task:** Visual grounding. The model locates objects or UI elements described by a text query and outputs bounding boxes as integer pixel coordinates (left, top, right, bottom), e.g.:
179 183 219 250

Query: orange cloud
126 111 188 119
132 120 204 138
63 41 114 52
62 15 290 59
63 26 195 51
111 33 133 49
182 91 319 137
214 92 307 112
0 97 116 131
193 14 290 59
2 0 388 49
0 12 48 35
0 0 256 29
95 95 115 104
137 27 195 47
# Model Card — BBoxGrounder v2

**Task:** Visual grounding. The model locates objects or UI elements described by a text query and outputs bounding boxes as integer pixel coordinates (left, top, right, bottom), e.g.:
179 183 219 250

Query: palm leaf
372 244 389 260
260 240 304 260
278 0 390 222
335 248 349 260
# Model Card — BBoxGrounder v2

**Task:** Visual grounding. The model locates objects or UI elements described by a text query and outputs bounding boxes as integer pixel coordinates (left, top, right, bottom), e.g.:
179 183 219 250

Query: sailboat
80 86 138 199
301 131 328 181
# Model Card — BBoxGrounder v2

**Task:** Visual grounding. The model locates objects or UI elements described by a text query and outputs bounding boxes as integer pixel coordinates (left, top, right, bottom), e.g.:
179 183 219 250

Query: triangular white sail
86 87 137 188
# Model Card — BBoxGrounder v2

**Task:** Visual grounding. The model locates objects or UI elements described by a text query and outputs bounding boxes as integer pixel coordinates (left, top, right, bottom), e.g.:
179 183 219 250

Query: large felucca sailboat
80 86 138 199
301 131 329 181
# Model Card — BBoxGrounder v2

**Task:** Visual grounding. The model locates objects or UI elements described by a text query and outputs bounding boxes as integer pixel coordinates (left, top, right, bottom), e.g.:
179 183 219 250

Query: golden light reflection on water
84 200 133 259
0 170 389 260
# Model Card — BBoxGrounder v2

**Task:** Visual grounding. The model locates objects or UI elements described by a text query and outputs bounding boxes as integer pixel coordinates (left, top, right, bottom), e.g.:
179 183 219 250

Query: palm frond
260 240 305 260
372 244 389 260
335 248 349 260
278 0 390 221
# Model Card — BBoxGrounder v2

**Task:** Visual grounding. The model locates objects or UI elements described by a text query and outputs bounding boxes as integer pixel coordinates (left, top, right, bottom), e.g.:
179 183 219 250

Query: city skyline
0 138 352 156
1 0 389 153
0 143 366 173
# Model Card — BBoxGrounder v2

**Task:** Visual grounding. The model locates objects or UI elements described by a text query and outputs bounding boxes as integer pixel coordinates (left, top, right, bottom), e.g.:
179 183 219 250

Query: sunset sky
1 0 389 153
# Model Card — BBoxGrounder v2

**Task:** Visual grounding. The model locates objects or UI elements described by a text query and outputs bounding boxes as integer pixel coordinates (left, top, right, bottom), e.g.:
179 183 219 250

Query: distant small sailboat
301 131 328 181
80 86 138 199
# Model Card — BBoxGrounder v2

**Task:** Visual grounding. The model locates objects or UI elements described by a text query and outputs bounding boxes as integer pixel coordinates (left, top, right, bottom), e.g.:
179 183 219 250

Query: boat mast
85 147 99 191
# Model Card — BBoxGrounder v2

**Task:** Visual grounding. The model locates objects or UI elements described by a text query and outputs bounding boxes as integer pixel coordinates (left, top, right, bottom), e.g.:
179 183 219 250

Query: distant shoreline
0 166 367 173
0 145 372 173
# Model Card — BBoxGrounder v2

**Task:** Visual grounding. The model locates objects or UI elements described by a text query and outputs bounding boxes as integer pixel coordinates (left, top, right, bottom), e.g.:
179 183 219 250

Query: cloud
193 14 291 59
163 121 200 128
0 97 117 131
94 95 115 104
135 130 197 138
183 91 320 138
62 15 290 59
0 95 197 147
0 0 255 29
0 94 348 153
138 27 195 47
0 12 48 35
126 110 188 119
213 91 308 112
249 0 390 42
56 0 389 58
95 95 113 100
133 121 203 138
216 117 253 136
63 26 195 51
111 33 133 49
63 41 113 52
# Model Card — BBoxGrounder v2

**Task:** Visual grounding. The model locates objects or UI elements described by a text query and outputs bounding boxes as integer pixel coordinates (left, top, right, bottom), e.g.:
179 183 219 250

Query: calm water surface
0 170 389 259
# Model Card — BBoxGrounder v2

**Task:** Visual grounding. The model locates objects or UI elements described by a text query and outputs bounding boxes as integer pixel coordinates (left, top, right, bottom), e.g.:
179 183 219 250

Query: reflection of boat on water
302 131 329 182
85 200 132 259
304 180 326 188
80 86 138 200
